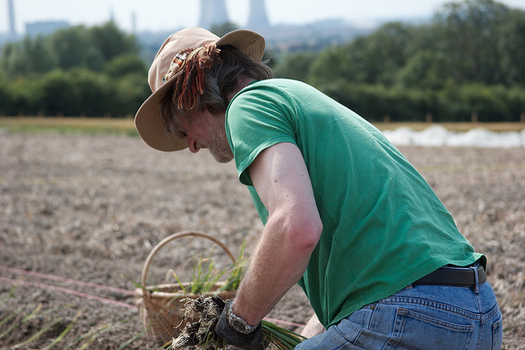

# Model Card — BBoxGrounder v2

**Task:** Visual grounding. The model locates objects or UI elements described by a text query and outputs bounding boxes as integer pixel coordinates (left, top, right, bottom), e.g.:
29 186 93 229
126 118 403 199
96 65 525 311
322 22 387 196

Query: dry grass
374 121 525 132
1 117 524 135
0 117 137 135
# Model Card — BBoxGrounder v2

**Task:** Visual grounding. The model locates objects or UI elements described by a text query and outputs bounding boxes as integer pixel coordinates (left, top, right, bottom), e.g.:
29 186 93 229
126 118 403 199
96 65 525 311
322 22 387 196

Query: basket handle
140 231 236 288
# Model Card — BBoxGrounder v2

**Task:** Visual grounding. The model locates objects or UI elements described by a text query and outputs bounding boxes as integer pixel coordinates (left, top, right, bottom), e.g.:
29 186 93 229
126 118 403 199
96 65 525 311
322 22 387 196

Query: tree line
0 22 149 118
273 0 525 122
0 0 524 122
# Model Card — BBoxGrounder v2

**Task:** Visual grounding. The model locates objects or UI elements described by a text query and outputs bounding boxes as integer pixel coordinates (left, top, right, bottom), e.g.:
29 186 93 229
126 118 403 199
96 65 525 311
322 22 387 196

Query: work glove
214 299 264 350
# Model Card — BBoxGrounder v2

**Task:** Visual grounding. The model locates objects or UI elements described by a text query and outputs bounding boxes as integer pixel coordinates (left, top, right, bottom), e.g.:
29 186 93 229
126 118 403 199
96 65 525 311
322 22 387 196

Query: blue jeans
296 280 502 349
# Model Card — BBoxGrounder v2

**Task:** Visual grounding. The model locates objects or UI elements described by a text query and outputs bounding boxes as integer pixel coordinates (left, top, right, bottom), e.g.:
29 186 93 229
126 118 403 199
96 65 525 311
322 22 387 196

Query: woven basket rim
140 231 236 287
135 281 235 299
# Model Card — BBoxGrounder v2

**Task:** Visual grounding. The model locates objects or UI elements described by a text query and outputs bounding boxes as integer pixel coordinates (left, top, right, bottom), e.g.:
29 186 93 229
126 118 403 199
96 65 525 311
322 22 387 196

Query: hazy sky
2 0 525 34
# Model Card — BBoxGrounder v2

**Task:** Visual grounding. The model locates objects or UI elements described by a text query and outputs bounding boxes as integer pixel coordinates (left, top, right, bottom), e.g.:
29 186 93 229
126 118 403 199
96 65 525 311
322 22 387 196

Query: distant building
199 0 229 29
247 0 270 30
25 21 70 37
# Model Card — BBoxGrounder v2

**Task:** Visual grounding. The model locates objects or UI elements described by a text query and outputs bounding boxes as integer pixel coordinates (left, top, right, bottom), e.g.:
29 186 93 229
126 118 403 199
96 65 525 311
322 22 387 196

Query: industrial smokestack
7 0 17 38
131 12 137 34
247 0 269 30
199 0 229 29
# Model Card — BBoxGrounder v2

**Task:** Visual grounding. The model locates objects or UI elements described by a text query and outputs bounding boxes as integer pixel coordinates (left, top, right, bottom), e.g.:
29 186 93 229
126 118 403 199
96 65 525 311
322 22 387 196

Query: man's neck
227 75 256 102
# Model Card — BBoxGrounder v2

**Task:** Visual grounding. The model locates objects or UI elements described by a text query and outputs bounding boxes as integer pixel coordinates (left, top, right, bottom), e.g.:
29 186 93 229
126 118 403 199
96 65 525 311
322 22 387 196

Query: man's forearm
232 213 319 326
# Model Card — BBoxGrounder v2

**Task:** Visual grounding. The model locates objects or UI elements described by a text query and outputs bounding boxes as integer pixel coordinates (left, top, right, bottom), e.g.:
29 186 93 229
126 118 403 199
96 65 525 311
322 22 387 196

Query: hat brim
134 29 266 152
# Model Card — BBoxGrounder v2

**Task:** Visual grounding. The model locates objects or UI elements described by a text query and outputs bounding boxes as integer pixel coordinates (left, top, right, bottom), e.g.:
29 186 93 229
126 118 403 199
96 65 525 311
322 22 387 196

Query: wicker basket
135 231 237 346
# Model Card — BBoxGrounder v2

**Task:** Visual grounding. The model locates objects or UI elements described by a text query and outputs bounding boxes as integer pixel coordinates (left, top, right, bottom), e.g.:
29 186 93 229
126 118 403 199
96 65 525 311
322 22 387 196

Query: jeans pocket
492 317 503 349
387 308 474 349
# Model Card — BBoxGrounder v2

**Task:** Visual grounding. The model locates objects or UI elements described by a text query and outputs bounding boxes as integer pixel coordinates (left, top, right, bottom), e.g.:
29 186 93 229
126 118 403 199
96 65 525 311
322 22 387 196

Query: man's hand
214 300 264 350
301 314 325 338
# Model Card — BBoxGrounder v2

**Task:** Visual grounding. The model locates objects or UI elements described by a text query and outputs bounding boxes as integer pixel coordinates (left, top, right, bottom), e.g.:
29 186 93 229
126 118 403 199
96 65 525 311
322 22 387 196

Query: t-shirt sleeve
226 86 299 186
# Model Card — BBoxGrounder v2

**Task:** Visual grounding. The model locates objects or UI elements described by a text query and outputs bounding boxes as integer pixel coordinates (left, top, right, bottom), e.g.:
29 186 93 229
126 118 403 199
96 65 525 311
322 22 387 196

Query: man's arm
231 142 323 326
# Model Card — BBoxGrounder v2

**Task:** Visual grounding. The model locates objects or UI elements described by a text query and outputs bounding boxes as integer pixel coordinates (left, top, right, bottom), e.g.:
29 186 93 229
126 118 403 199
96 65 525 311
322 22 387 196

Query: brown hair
160 45 273 136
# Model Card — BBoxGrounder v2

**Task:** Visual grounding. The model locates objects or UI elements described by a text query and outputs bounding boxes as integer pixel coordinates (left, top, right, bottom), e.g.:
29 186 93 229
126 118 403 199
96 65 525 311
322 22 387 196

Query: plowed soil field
1 133 523 349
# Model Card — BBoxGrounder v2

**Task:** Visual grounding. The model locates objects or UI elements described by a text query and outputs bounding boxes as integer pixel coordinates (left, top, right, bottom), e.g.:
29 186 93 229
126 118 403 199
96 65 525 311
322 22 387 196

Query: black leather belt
412 264 486 287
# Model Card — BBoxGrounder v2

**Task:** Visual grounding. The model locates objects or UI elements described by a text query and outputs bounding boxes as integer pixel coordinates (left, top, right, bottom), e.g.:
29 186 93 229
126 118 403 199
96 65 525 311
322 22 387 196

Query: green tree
103 54 149 116
8 78 43 116
39 69 80 115
0 36 56 78
104 53 148 78
309 44 354 86
113 73 151 117
310 22 414 86
433 0 510 84
0 41 25 78
358 22 414 85
498 9 525 85
89 21 139 62
273 52 316 82
70 69 115 116
23 36 57 75
0 22 141 77
398 50 453 89
46 25 105 71
0 78 11 115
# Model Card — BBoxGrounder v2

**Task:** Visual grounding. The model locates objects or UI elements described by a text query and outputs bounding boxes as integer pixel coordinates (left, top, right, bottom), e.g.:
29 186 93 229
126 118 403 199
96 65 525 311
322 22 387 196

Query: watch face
228 303 254 334
231 317 249 333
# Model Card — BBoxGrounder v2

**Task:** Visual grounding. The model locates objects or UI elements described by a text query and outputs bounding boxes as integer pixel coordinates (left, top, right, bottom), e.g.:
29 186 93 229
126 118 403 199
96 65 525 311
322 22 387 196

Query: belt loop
471 265 480 294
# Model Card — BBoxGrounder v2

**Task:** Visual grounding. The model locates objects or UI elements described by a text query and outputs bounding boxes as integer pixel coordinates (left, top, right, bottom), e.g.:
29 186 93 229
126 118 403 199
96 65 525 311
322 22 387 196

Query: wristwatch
227 301 260 334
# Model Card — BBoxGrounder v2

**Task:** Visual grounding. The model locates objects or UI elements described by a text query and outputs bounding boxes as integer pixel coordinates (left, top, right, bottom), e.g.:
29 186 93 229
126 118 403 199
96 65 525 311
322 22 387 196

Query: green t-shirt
225 79 482 328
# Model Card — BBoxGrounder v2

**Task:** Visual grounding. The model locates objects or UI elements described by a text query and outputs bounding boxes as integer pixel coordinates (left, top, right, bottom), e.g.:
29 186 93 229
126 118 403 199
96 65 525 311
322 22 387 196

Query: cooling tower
199 0 230 29
247 0 269 30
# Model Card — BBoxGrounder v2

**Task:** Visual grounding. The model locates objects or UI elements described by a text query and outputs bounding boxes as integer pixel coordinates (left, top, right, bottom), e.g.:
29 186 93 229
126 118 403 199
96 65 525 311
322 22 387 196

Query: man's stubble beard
207 128 234 164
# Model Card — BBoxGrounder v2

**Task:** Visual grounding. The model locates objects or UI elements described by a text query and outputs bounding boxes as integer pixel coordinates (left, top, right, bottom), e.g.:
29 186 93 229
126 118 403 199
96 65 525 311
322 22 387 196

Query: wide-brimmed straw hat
134 27 265 152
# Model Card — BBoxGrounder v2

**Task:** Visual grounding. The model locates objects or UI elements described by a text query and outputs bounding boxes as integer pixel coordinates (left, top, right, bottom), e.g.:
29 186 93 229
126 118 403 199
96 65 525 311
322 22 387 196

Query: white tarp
381 125 525 148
